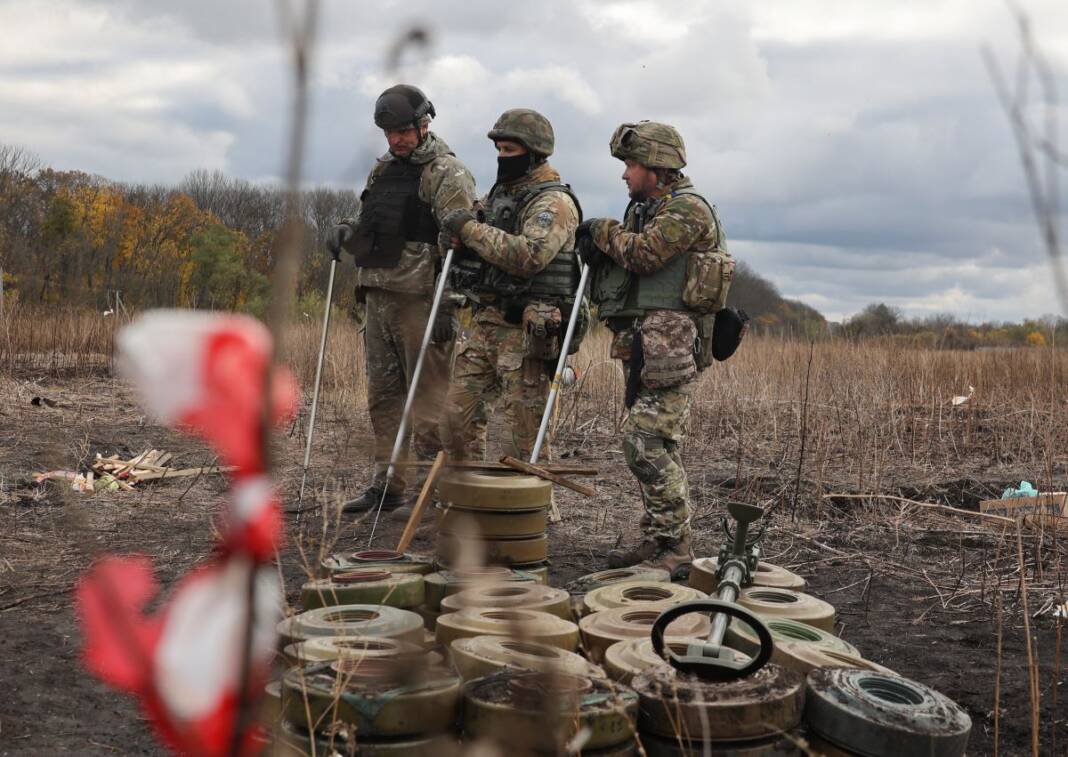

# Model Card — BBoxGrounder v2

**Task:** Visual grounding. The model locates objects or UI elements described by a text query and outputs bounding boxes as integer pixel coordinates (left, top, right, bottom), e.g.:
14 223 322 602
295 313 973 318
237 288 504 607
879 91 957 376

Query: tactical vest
452 181 583 314
346 159 439 268
592 188 722 321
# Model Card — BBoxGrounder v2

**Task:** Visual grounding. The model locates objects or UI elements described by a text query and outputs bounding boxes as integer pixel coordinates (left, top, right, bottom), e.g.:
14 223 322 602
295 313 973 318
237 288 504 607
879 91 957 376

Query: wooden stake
396 451 446 554
499 455 596 498
391 459 597 476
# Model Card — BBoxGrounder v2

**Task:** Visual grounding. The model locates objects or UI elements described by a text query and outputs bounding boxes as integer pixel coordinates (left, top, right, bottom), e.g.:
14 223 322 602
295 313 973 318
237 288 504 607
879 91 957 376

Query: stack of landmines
265 539 971 755
433 471 556 577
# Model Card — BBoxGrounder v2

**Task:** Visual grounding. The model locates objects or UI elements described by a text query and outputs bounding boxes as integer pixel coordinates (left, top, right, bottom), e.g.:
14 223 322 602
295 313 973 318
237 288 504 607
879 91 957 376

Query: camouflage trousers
441 316 551 461
623 367 695 543
363 288 453 494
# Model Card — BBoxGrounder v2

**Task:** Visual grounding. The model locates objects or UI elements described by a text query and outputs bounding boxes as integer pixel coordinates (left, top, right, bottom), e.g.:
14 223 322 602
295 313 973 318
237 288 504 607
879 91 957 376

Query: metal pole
529 263 589 464
296 254 338 522
367 248 455 545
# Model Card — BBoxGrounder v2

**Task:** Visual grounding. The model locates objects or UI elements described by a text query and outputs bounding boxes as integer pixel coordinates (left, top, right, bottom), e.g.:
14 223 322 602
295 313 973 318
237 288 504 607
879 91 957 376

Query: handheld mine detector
295 243 340 524
650 501 774 681
529 262 589 465
366 247 456 545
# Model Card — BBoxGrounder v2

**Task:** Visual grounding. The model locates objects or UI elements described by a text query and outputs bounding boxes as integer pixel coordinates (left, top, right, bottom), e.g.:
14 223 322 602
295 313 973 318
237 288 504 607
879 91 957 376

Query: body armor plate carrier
346 159 440 267
451 181 584 320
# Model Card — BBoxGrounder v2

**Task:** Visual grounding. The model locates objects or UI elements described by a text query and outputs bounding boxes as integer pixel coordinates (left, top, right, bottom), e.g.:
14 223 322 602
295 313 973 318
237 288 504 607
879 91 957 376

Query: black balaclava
497 152 536 183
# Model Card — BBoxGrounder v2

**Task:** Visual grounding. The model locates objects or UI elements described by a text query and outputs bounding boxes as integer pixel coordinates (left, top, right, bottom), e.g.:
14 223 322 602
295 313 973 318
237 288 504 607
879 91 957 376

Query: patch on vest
535 210 555 227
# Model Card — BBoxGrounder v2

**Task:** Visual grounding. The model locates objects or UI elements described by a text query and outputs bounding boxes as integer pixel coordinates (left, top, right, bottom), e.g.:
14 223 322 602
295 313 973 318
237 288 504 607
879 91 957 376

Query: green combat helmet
487 108 555 157
609 121 686 169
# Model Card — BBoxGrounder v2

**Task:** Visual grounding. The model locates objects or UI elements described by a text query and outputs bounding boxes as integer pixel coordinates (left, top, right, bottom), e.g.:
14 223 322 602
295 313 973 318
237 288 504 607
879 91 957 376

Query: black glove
441 208 476 236
575 220 606 268
327 222 354 259
430 305 456 344
438 230 454 254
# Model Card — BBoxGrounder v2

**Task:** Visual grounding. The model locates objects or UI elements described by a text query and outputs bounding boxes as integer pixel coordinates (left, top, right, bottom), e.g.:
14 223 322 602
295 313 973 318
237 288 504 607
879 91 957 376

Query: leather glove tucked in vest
327 222 354 258
430 304 457 344
575 219 607 268
441 208 476 237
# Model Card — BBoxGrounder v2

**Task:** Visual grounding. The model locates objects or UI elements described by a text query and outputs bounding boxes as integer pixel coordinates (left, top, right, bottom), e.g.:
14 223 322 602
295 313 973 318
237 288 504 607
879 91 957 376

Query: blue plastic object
1001 481 1038 499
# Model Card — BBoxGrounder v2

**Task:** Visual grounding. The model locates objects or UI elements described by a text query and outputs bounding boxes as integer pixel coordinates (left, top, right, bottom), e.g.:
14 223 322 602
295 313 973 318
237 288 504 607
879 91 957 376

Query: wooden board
978 492 1068 519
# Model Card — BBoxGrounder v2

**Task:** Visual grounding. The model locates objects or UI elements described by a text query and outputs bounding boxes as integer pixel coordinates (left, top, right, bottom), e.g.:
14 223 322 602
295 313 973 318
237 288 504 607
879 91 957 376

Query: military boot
640 536 695 581
341 484 408 514
606 539 660 569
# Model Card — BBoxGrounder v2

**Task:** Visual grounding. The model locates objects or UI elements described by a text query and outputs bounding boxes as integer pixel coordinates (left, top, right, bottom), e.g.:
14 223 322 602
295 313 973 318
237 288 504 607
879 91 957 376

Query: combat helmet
374 84 436 130
609 121 686 169
487 108 555 157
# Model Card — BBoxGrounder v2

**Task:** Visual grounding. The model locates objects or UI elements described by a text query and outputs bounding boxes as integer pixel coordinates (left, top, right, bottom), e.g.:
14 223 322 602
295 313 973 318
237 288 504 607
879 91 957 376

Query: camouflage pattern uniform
350 133 476 494
441 111 581 462
585 121 724 564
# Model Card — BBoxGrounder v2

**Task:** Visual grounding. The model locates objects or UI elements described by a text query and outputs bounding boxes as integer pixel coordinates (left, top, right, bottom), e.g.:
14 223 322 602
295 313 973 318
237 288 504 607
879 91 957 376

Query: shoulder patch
536 210 555 227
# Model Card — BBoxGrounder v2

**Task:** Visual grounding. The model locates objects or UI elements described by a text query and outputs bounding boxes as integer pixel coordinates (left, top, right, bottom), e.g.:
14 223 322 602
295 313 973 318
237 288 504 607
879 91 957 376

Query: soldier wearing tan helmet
438 108 585 462
328 84 476 516
577 121 735 577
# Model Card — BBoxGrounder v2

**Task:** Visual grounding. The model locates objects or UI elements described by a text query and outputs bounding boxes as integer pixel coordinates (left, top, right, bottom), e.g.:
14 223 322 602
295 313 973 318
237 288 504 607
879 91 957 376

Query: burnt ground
0 372 1065 755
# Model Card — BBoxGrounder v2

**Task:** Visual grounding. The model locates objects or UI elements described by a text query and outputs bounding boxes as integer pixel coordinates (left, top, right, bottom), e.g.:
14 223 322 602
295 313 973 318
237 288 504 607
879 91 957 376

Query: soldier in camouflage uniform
578 121 731 577
438 109 583 462
328 84 476 513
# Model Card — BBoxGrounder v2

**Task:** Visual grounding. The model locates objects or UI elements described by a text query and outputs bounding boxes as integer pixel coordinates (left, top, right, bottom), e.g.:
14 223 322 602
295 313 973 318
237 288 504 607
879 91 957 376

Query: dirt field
1 330 1066 755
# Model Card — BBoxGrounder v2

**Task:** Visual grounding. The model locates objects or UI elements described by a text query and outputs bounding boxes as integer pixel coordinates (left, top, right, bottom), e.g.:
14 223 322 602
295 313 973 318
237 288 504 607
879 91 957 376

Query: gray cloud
2 0 1068 321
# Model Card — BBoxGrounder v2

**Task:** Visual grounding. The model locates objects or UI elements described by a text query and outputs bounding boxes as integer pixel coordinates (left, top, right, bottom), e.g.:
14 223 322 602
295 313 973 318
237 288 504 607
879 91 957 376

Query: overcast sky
3 0 1068 322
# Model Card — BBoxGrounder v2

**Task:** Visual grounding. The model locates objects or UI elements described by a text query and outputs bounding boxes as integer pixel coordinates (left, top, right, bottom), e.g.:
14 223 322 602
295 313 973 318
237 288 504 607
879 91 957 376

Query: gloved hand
441 208 476 236
575 219 606 268
430 305 456 344
438 229 462 254
327 222 354 259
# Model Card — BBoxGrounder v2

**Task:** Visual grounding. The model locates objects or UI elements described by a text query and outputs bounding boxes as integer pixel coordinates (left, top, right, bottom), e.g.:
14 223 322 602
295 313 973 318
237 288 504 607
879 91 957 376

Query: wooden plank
978 492 1067 520
498 456 596 498
391 460 597 476
131 465 237 481
396 451 447 554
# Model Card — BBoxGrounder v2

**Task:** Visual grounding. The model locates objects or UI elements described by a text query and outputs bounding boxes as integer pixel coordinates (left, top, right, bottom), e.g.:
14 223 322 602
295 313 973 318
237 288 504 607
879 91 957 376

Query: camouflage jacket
460 161 579 326
588 176 717 277
350 133 476 295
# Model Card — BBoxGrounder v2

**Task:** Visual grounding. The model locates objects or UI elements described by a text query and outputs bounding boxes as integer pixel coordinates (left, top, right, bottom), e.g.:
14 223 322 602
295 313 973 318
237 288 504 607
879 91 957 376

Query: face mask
496 153 531 183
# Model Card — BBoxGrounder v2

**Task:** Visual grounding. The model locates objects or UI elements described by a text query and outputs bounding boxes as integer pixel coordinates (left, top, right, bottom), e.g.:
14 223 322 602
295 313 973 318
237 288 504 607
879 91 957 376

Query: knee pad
623 431 672 483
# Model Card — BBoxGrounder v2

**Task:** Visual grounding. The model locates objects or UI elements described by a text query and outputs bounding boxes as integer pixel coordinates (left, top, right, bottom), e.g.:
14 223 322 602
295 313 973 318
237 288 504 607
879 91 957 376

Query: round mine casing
322 549 433 575
737 587 835 632
463 670 638 752
583 581 707 615
603 637 745 685
633 664 805 742
579 605 712 663
567 567 671 595
436 504 547 538
450 634 604 680
423 567 538 610
271 718 459 756
281 660 461 739
437 471 552 510
726 617 859 659
276 605 424 647
805 668 972 757
436 532 548 566
440 583 571 619
689 557 806 593
299 570 424 610
435 607 579 651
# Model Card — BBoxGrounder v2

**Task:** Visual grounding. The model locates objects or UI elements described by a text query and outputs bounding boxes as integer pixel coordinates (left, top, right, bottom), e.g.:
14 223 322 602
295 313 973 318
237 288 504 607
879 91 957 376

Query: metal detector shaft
529 262 589 464
366 248 455 545
296 255 338 522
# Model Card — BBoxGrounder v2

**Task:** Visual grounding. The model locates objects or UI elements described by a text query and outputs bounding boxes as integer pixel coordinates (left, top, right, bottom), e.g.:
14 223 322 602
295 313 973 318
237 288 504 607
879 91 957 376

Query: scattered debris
28 449 237 495
950 385 974 406
30 396 61 408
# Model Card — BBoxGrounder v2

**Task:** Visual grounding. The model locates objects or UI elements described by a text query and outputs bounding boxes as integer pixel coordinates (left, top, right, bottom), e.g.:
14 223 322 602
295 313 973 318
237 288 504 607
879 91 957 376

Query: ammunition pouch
639 310 697 389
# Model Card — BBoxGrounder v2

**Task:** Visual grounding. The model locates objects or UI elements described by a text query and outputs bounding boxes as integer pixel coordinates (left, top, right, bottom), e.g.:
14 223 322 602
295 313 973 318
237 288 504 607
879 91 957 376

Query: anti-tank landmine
271 476 973 755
